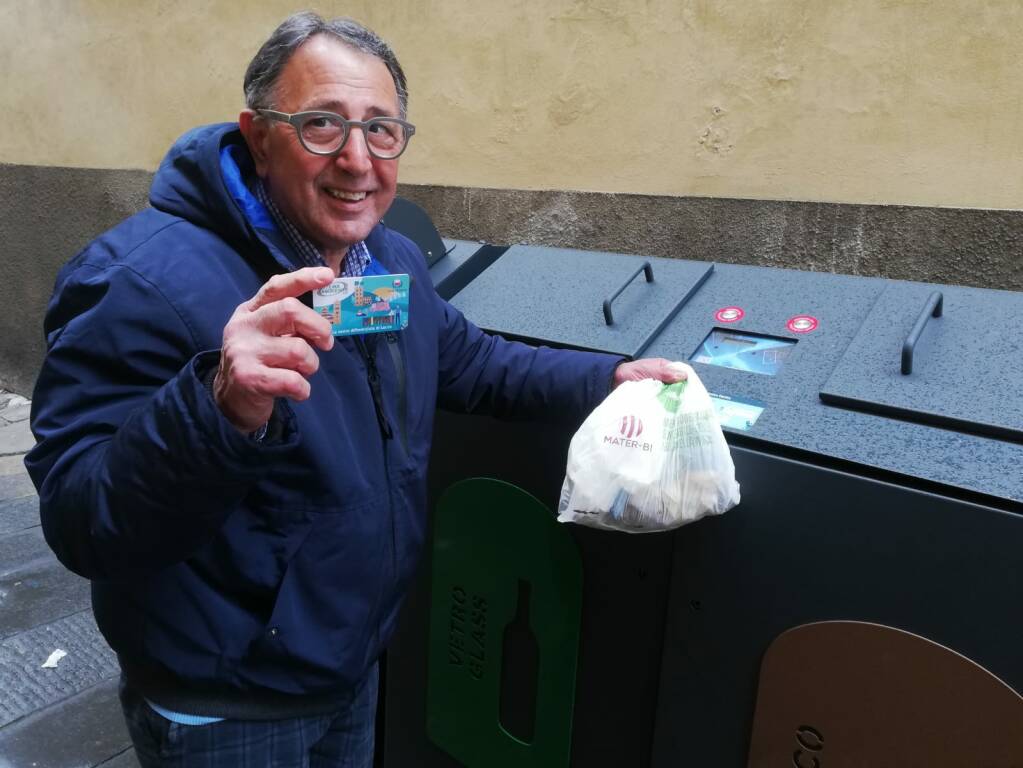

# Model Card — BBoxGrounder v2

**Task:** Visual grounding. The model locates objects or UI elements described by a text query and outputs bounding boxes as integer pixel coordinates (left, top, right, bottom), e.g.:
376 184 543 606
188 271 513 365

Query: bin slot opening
498 578 540 744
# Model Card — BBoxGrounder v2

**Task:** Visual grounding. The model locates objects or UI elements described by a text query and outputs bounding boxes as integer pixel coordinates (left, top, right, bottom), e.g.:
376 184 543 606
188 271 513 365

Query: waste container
641 273 1023 766
384 241 1023 767
385 246 715 768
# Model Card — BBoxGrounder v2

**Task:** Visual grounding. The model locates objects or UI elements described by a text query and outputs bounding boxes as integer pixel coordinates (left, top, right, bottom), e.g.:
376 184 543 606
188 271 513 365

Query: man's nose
334 127 374 174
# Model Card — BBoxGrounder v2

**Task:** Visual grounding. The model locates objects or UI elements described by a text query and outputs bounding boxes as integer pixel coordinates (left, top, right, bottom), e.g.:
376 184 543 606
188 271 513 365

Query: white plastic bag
558 363 740 533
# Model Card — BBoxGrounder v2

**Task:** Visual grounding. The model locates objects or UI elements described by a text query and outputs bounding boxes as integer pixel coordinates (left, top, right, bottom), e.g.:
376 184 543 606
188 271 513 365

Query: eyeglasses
256 109 416 160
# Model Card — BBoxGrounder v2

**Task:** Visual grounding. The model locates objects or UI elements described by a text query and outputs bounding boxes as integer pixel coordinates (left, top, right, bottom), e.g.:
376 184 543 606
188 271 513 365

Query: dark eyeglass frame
255 109 416 159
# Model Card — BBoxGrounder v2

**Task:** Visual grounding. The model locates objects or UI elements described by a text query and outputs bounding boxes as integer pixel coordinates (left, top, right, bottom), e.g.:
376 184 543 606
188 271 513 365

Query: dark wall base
0 164 151 395
399 184 1023 293
2 164 1020 394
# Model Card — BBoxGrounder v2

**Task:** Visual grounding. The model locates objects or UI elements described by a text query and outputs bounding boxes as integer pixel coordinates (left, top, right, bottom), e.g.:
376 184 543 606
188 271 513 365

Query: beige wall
2 1 1021 208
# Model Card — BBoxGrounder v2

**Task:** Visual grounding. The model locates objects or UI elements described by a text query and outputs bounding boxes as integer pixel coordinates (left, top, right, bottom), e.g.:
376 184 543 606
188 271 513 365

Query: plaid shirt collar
254 179 372 278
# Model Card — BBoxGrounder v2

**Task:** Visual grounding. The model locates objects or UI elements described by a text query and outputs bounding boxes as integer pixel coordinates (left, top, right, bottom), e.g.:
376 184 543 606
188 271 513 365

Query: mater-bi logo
620 414 643 438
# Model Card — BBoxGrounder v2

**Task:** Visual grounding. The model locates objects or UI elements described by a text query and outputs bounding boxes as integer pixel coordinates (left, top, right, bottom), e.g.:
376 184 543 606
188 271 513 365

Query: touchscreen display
690 328 796 376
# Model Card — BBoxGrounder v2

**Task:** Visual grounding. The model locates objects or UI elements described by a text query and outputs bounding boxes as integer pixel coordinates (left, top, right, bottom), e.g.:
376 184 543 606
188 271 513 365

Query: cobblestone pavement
0 390 139 768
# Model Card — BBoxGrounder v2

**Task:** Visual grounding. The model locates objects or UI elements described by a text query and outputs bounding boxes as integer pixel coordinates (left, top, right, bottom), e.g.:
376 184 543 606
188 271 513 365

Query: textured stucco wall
2 1 1022 208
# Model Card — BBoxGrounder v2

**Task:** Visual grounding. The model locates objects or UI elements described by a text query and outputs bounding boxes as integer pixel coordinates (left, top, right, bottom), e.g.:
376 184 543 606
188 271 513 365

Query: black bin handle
603 262 654 325
901 291 943 375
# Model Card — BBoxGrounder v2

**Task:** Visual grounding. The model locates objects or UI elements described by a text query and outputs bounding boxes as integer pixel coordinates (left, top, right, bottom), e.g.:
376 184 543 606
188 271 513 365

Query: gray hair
243 11 409 118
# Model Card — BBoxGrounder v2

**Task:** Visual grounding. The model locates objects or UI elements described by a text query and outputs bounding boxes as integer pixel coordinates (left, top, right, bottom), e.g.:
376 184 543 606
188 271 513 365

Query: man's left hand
613 358 687 389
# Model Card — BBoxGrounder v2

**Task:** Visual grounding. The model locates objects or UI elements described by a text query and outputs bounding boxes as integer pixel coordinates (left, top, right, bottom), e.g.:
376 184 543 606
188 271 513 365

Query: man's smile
324 187 368 202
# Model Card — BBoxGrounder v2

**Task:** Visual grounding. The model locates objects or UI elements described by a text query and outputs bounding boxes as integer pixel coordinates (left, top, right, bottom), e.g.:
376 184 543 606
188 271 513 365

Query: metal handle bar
603 262 654 326
901 291 943 375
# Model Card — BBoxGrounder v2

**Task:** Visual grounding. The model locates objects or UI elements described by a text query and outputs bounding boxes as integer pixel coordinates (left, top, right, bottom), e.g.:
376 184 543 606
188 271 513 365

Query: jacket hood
150 123 253 243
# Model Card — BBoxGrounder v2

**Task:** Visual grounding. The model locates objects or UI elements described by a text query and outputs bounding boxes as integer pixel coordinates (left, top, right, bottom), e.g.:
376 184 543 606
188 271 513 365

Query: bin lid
382 197 446 267
819 282 1023 442
748 622 1023 766
450 245 714 357
441 238 485 261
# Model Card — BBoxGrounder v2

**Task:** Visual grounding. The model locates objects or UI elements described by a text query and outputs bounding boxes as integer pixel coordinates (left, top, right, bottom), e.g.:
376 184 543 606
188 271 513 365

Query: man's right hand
214 267 336 434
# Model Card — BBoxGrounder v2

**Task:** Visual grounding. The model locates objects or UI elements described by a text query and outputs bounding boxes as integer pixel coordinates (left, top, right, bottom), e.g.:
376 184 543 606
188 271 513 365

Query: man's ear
238 109 270 177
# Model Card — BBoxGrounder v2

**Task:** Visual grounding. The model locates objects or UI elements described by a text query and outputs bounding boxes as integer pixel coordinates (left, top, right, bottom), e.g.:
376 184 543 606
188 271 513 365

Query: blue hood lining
220 145 276 232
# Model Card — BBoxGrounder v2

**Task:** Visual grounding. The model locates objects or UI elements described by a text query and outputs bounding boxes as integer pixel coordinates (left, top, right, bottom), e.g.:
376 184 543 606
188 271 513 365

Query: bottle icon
499 579 540 743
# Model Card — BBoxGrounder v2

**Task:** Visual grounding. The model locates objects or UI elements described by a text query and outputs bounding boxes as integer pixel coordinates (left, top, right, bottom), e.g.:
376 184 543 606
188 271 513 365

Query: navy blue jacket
26 124 618 715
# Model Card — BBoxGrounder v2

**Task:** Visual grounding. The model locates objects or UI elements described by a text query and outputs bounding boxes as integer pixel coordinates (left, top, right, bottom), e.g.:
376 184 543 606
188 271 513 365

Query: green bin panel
426 479 583 767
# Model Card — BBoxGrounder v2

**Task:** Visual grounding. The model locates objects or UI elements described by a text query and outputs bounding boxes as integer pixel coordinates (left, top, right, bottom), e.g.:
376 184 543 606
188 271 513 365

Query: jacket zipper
356 337 393 441
354 336 399 629
385 332 407 454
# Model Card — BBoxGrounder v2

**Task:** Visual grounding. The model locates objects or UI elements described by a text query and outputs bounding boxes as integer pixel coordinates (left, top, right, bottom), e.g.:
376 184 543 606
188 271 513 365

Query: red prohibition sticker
715 306 745 323
786 315 819 334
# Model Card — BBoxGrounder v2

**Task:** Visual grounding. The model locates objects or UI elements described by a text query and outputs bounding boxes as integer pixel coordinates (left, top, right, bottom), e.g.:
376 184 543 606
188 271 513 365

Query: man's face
243 36 401 261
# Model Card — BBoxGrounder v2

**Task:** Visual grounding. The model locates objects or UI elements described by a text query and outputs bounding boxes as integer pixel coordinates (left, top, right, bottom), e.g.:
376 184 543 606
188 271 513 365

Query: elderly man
27 12 681 767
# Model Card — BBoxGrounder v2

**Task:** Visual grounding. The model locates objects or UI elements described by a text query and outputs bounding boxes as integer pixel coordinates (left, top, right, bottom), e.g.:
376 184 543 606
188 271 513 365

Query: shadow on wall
2 164 1020 395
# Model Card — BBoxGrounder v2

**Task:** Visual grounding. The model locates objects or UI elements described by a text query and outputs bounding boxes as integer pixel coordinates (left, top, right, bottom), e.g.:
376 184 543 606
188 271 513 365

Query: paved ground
0 391 139 768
